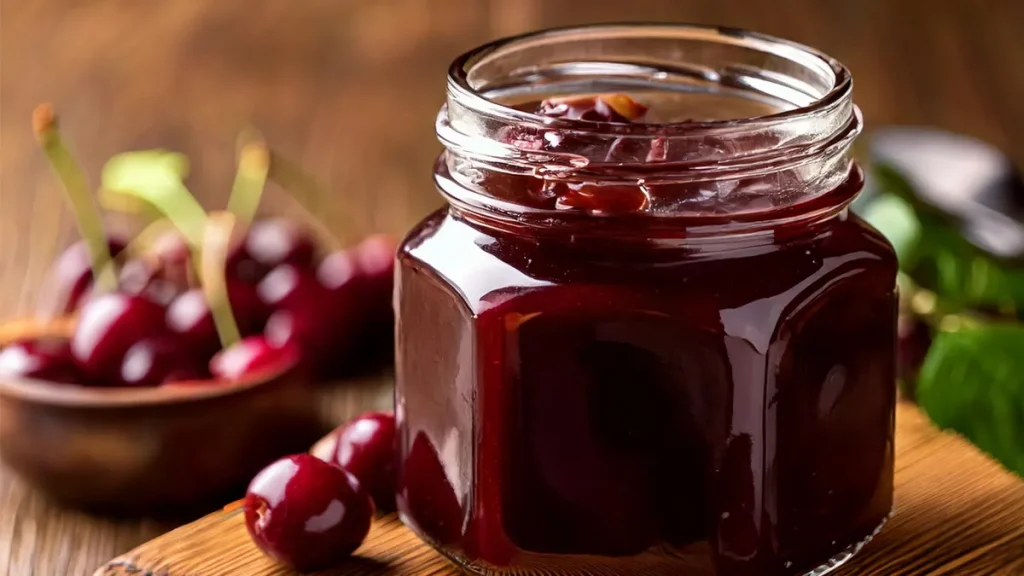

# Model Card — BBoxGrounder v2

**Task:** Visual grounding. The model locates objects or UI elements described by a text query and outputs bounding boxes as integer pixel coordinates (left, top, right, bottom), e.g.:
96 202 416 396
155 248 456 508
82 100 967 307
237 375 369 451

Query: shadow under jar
396 24 897 576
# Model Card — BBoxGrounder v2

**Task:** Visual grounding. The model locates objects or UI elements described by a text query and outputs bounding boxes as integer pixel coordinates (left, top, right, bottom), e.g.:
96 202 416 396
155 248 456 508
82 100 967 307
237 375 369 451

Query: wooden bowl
0 319 324 515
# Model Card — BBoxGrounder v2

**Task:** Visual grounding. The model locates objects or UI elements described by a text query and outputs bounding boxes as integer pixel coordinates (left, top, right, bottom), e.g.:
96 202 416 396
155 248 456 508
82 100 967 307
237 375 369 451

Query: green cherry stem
100 150 241 349
201 211 242 349
264 148 347 250
33 104 117 293
100 151 205 248
226 137 270 225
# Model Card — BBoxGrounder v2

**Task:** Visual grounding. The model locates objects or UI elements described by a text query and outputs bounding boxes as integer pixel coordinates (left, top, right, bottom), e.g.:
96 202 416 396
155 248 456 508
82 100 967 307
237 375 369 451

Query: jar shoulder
398 209 897 316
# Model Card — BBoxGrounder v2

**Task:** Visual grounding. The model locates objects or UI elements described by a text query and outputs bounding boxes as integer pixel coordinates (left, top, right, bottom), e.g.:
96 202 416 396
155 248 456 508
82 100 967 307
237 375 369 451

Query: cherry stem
226 135 270 225
264 148 347 250
100 151 242 349
201 211 242 349
100 151 206 248
33 104 117 294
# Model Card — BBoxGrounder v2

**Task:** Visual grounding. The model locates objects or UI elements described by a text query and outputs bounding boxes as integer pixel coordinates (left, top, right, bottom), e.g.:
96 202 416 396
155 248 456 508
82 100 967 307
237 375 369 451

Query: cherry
257 264 325 311
331 412 398 511
263 309 336 377
0 337 81 383
352 234 396 313
167 283 269 356
48 238 127 313
118 259 183 306
209 335 299 380
304 237 397 378
70 292 167 384
229 219 316 284
118 230 194 305
226 246 271 285
245 454 373 572
259 264 341 375
349 235 397 368
536 94 648 123
120 337 208 387
317 248 363 309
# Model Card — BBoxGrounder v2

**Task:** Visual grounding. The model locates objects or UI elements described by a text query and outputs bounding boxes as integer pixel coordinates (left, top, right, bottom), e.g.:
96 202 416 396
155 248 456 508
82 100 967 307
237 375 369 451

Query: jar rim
437 23 862 224
446 23 853 136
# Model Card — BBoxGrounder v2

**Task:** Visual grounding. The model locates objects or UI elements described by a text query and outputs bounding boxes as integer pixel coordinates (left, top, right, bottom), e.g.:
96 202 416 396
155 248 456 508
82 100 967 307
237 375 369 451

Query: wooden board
96 403 1024 576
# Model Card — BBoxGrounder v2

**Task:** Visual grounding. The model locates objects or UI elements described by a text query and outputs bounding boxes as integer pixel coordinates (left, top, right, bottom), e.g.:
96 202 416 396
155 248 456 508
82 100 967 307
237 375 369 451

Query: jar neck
435 24 862 235
439 158 863 241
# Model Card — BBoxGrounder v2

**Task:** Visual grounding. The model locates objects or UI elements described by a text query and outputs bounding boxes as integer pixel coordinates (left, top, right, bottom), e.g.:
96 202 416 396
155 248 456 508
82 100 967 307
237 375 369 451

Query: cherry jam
397 25 897 575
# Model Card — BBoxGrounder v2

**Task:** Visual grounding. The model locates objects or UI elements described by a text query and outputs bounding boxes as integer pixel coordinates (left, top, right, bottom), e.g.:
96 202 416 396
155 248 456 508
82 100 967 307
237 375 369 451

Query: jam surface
397 93 897 575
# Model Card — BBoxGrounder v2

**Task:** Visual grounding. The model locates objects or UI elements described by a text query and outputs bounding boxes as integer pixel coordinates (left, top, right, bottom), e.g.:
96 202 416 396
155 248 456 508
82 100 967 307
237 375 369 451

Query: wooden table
1 0 1023 574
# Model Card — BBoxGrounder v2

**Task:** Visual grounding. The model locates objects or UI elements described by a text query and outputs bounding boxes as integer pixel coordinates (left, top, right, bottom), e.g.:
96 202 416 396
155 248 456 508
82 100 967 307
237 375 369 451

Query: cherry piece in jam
536 94 648 123
0 338 80 383
244 454 374 572
554 183 649 215
331 411 398 511
209 336 298 380
70 292 167 384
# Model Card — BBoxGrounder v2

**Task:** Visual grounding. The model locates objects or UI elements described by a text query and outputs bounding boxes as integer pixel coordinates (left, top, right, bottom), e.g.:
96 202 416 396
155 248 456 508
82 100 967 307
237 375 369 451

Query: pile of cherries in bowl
245 411 397 572
0 105 396 389
0 226 395 387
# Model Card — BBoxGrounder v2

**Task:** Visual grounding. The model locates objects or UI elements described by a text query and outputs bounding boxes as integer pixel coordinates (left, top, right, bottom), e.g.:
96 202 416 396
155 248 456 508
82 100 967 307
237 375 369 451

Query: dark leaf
917 323 1024 477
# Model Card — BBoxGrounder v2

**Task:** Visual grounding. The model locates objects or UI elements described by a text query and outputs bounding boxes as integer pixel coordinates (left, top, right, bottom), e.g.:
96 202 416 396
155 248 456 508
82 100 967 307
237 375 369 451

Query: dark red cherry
399 432 462 545
209 336 298 380
536 93 648 123
118 259 183 306
0 337 81 383
350 235 397 368
118 230 194 305
120 337 208 387
332 412 397 511
258 265 340 374
263 308 337 377
167 283 269 356
353 235 396 305
317 248 360 299
229 219 316 284
70 292 167 384
245 454 373 572
48 238 127 314
226 246 271 285
257 264 326 311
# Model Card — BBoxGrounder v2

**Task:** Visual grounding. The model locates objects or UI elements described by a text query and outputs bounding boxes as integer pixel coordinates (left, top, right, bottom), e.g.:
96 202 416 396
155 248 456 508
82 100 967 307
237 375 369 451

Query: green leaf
861 193 921 264
917 323 1024 477
868 163 1024 317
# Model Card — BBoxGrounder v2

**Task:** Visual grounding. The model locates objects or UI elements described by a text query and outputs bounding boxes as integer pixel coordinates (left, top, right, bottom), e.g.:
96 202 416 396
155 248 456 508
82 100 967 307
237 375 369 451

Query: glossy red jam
397 25 898 576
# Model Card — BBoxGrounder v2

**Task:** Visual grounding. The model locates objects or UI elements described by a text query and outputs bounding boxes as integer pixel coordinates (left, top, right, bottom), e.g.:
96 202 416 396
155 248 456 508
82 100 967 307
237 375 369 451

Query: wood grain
95 403 1024 576
2 0 1024 575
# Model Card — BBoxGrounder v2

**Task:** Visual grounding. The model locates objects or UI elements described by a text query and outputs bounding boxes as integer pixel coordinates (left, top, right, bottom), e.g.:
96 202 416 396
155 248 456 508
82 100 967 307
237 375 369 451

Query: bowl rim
0 317 298 408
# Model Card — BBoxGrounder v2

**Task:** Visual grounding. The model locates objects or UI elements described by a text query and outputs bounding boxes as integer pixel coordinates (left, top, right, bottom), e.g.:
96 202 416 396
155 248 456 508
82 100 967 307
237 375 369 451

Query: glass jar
395 24 897 576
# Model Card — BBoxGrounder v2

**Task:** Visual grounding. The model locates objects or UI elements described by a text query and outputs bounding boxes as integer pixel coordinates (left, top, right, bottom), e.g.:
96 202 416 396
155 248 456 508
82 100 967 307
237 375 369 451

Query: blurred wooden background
3 0 1024 317
2 0 1024 574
